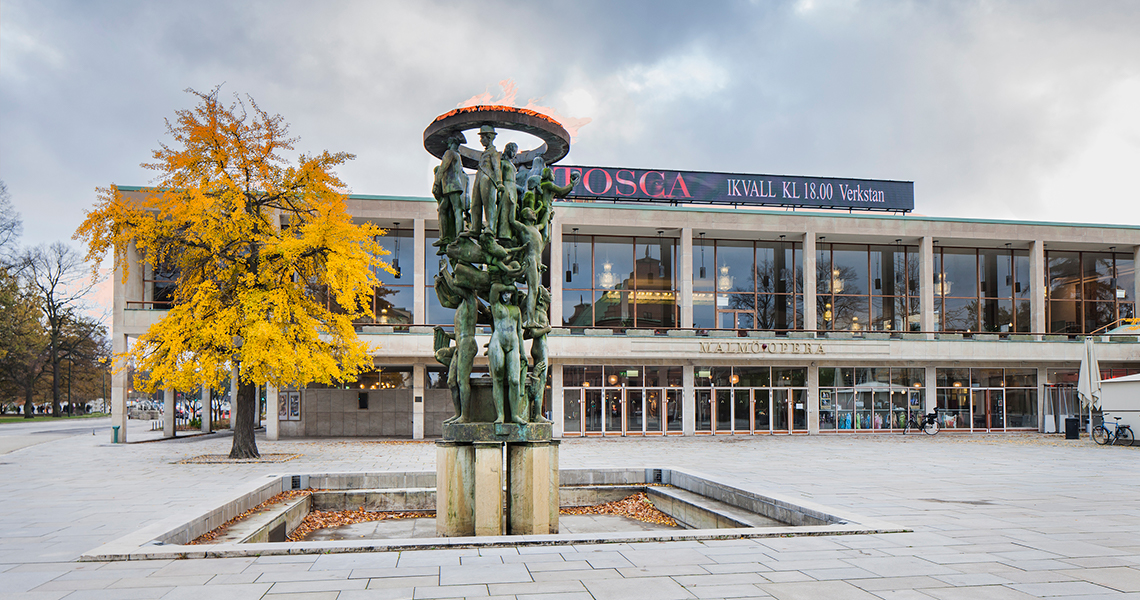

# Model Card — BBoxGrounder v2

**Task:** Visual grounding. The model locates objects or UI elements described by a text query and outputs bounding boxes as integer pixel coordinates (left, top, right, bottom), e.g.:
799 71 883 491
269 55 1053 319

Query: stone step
646 486 783 529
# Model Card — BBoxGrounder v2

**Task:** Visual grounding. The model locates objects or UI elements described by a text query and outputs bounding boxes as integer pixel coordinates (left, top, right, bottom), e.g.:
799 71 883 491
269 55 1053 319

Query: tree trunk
229 379 260 459
23 386 34 419
50 356 62 417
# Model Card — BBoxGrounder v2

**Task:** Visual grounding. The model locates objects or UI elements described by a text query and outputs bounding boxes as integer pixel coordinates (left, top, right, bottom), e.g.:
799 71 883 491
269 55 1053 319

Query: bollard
112 425 120 444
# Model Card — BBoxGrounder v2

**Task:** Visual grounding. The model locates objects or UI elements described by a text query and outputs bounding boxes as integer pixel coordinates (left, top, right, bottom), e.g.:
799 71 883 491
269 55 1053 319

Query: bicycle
1092 416 1134 446
903 408 940 435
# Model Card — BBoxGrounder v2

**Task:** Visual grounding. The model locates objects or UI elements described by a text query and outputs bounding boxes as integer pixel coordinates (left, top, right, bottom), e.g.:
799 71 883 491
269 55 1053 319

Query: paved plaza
3 419 1140 599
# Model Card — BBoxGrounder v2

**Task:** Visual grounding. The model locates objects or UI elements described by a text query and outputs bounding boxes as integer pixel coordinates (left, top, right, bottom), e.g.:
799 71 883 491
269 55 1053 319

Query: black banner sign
549 165 913 212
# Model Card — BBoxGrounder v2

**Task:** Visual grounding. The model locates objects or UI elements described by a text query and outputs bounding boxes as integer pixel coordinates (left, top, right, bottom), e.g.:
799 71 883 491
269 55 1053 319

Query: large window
694 366 808 433
817 244 918 331
934 247 1031 333
563 234 678 329
817 367 924 431
1047 250 1135 334
693 237 802 330
366 226 414 326
562 365 683 436
935 368 1037 430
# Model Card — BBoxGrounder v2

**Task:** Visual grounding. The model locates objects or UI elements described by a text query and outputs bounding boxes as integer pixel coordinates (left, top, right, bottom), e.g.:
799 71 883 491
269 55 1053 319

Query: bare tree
0 181 22 259
19 243 101 417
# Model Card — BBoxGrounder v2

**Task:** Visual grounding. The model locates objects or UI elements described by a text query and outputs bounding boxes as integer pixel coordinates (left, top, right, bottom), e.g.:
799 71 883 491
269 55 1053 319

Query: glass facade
817 244 919 331
564 234 678 329
817 367 924 431
933 247 1031 333
693 238 803 330
693 366 808 433
562 365 683 436
935 368 1037 430
369 227 415 326
1046 250 1135 334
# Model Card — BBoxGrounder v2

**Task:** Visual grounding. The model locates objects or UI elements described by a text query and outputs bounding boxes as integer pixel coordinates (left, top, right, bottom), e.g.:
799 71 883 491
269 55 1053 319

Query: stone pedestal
507 441 559 535
435 442 473 537
436 438 559 537
474 442 504 536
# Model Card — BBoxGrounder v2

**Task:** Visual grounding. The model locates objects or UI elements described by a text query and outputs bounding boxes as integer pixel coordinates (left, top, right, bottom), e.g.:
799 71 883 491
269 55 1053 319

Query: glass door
734 389 751 433
584 389 602 435
563 389 582 436
753 389 771 433
971 388 1005 431
715 389 732 434
626 389 644 435
773 389 790 432
665 390 683 434
605 389 623 435
644 389 664 435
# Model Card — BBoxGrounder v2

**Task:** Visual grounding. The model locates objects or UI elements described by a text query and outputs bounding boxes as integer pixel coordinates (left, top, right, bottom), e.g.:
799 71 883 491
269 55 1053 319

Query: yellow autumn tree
74 87 388 458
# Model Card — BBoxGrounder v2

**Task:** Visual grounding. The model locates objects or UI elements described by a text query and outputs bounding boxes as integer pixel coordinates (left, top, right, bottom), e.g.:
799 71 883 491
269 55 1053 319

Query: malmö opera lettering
552 166 914 212
698 341 826 355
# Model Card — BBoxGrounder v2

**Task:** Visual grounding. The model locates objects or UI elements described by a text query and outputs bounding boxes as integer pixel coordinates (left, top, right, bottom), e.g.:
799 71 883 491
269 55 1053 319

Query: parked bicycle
1092 416 1134 446
903 407 940 435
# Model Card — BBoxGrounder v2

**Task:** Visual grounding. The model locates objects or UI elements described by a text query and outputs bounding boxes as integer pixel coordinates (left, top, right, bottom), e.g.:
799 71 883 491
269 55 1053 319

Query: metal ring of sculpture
424 105 571 170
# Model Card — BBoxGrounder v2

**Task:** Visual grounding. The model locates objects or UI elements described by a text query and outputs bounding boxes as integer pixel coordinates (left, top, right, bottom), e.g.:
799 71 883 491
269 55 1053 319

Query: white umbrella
1077 337 1102 433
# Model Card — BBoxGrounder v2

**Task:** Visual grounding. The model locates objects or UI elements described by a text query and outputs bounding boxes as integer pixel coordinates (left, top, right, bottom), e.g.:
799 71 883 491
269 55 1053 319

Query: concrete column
551 363 564 437
682 364 695 436
1031 240 1047 337
807 363 819 434
111 336 128 443
680 227 693 328
413 218 426 325
266 383 279 441
229 363 238 430
163 387 175 438
201 382 211 433
413 363 425 440
473 442 504 536
551 218 563 328
507 442 558 535
1037 366 1047 433
436 442 475 536
920 236 936 337
803 233 817 332
924 366 937 413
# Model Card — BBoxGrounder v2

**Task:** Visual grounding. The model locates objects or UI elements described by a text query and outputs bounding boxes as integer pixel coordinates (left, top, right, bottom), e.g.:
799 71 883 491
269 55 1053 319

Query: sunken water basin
82 468 905 561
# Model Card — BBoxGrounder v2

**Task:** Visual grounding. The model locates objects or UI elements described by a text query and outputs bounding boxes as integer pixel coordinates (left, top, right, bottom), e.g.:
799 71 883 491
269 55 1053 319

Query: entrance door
584 389 602 434
734 389 750 433
605 389 623 435
564 389 582 436
644 389 665 435
971 388 1005 431
715 389 732 433
753 389 771 433
626 389 644 435
773 389 790 432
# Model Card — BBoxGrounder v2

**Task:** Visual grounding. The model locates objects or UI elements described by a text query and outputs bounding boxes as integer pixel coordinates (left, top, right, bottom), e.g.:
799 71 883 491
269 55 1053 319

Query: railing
1090 318 1140 336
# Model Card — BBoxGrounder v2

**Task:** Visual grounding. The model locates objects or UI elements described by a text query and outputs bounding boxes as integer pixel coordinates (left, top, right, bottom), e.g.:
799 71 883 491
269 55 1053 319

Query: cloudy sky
3 0 1140 316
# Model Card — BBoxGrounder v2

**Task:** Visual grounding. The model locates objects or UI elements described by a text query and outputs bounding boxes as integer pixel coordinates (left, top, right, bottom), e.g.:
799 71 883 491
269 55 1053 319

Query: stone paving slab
3 424 1140 598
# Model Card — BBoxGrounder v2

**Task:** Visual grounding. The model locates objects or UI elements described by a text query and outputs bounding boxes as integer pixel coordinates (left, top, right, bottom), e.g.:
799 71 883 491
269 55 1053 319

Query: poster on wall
278 391 301 421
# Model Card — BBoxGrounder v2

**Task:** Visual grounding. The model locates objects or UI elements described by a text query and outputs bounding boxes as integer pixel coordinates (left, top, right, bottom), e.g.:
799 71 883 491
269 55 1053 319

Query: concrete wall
298 389 413 437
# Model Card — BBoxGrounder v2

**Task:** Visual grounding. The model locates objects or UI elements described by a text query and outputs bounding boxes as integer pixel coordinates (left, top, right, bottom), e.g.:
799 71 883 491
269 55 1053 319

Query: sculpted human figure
510 207 545 328
494 142 519 242
435 260 478 423
467 125 503 238
524 286 552 423
516 156 545 202
488 283 525 425
536 167 580 242
432 134 468 251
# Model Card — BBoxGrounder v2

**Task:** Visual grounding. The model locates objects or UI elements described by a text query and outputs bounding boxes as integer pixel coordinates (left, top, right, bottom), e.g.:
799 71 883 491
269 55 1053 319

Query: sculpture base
435 439 559 537
442 421 552 443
